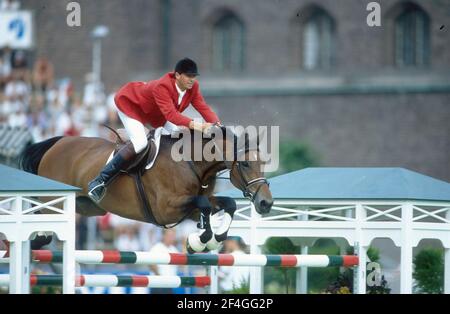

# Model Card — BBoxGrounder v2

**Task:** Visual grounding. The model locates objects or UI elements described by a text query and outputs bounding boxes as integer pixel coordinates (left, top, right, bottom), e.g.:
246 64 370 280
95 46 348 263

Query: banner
0 11 34 49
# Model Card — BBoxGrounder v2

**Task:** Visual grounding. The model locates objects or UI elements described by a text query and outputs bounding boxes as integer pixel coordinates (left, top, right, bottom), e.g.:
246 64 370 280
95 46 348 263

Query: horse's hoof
186 241 210 254
187 233 207 253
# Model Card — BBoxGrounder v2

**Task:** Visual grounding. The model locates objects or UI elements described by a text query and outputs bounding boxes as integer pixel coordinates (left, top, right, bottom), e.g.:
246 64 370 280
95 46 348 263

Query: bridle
187 127 269 202
229 147 269 202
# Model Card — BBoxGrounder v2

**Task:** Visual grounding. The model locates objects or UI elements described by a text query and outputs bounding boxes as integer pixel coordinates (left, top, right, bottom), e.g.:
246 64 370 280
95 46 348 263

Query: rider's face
175 72 197 91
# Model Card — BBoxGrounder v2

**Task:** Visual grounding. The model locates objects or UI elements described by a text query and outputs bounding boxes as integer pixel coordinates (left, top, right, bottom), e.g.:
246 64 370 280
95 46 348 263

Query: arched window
212 12 245 73
394 3 430 67
302 7 335 70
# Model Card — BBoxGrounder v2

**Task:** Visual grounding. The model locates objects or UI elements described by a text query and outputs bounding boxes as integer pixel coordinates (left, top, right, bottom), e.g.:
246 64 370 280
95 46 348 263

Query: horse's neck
161 133 228 181
194 160 227 182
194 138 231 183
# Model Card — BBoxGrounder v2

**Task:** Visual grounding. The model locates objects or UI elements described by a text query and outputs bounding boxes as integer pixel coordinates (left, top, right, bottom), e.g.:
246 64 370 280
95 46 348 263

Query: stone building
19 0 450 180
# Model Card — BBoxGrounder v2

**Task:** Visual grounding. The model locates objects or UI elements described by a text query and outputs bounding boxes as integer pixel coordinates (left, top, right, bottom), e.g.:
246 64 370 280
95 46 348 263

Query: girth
128 169 159 226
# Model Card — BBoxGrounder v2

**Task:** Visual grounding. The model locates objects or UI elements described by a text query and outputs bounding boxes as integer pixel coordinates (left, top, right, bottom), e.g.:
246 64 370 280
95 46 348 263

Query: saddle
112 128 160 225
113 128 158 171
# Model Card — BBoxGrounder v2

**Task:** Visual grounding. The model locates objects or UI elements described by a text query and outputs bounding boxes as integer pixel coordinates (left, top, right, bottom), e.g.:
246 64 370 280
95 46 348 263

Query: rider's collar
175 82 186 97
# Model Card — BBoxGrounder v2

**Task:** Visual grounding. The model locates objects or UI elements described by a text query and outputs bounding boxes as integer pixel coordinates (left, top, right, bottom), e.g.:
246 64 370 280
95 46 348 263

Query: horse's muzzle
256 199 273 214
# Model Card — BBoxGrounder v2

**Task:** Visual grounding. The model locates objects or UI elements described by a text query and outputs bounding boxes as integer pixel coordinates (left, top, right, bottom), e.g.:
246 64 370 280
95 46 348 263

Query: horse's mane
160 126 236 147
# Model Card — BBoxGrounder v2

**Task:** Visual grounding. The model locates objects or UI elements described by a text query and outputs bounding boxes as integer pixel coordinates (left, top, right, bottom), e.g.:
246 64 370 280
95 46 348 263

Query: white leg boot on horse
206 196 237 251
185 196 215 253
186 196 237 253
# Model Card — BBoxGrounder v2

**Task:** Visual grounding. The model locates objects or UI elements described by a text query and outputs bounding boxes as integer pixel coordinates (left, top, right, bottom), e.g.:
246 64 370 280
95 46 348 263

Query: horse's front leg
185 195 214 253
205 196 237 251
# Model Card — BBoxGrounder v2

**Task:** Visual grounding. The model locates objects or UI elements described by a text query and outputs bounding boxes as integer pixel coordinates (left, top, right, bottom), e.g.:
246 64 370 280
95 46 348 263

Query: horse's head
212 126 273 214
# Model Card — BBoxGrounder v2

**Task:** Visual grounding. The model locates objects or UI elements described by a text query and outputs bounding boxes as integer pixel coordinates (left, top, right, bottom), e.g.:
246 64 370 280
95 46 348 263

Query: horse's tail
19 136 64 174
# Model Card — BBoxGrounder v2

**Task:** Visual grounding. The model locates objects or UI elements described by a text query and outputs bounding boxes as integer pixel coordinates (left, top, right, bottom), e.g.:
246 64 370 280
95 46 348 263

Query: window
212 13 245 73
302 8 335 70
395 4 430 67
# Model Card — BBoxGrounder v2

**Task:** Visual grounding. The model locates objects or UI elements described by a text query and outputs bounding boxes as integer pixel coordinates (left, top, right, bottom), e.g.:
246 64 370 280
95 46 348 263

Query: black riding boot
88 142 138 203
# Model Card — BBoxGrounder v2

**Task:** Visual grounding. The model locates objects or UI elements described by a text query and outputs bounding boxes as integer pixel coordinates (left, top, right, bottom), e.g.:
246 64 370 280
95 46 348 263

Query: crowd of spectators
0 47 119 142
0 1 118 140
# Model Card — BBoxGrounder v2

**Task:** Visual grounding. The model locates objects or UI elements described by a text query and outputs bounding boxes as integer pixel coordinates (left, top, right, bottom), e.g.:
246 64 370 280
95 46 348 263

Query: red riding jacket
114 72 220 127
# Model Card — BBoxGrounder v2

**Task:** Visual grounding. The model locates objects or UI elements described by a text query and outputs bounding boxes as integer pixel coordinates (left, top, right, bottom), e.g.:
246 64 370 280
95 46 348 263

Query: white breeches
117 110 148 153
117 110 183 153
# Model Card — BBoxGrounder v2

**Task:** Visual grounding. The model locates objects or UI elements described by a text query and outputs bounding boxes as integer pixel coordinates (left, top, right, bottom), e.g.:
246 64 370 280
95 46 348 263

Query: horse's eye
241 161 250 168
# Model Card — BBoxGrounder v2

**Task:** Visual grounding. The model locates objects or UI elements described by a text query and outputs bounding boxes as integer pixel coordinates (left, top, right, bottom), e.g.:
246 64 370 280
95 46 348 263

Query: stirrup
88 182 106 203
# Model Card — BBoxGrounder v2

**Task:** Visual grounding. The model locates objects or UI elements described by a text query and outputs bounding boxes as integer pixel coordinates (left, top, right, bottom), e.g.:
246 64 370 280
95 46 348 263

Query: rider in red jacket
88 58 221 203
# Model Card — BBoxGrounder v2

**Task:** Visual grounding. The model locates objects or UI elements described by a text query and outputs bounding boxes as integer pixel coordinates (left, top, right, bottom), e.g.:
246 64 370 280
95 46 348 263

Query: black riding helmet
175 58 199 76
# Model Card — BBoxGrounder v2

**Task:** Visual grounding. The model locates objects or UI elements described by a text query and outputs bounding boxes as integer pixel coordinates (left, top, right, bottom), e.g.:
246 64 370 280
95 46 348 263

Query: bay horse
20 125 273 252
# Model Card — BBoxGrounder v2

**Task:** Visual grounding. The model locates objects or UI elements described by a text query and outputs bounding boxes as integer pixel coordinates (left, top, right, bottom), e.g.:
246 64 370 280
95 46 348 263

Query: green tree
413 248 444 294
264 237 297 293
271 140 318 177
225 280 250 294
